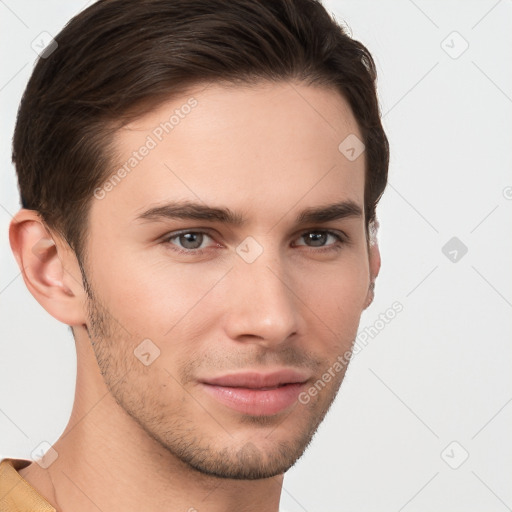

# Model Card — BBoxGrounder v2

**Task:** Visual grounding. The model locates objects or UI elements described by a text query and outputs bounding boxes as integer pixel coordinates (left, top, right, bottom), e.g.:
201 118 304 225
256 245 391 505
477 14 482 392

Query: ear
9 209 88 326
363 220 381 310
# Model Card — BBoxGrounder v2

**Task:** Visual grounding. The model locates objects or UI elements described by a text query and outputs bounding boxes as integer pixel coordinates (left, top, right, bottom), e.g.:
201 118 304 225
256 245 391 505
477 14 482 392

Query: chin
167 420 320 480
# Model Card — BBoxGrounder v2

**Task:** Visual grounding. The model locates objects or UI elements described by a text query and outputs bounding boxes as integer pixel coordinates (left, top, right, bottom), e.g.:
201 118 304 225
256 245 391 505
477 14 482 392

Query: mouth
199 369 310 416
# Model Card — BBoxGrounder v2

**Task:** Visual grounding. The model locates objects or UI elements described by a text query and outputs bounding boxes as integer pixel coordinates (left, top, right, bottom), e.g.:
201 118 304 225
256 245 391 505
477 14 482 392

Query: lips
199 369 310 416
202 369 309 388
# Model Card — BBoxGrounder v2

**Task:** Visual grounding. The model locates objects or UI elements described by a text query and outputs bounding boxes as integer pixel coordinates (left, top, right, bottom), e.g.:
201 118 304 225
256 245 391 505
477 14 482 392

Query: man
1 0 388 510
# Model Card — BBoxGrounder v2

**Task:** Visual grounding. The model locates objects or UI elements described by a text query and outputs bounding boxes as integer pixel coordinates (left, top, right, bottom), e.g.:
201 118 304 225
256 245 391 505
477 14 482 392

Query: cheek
295 256 369 351
299 255 369 315
89 249 218 331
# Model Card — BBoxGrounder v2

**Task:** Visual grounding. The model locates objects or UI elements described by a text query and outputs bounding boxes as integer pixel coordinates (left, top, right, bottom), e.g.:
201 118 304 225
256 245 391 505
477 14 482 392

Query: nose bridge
223 240 299 344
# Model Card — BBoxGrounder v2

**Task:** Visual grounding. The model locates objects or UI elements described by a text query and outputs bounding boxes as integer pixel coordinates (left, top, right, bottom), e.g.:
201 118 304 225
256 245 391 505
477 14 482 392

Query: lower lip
200 382 305 416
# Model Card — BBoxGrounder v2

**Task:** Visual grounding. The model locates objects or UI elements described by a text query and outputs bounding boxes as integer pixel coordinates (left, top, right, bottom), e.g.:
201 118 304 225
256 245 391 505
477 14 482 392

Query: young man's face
81 80 378 479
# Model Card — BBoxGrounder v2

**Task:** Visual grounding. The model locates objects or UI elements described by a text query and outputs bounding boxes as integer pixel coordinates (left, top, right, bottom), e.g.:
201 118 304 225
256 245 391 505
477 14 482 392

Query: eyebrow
134 199 363 226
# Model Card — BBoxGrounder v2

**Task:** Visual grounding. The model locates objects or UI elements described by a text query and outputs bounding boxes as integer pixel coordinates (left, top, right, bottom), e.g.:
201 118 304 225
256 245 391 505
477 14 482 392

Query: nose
222 249 300 348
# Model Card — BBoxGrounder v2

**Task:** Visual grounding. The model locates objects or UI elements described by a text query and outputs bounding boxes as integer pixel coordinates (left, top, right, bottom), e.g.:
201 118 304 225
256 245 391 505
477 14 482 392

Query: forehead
92 81 365 228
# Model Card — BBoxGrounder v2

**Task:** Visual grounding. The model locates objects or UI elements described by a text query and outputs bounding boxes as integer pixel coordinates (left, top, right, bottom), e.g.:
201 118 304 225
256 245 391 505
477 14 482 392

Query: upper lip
200 369 310 389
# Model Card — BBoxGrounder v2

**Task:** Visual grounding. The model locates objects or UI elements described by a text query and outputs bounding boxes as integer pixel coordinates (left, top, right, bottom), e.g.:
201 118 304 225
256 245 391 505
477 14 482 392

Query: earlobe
9 209 88 326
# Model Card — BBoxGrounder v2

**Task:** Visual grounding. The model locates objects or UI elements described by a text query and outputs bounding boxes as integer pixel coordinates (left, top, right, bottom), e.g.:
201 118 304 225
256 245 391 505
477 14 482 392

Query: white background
1 1 511 510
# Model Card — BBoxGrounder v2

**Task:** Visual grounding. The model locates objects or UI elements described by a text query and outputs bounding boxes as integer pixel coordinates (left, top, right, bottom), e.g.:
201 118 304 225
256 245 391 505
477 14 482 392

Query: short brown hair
12 0 389 265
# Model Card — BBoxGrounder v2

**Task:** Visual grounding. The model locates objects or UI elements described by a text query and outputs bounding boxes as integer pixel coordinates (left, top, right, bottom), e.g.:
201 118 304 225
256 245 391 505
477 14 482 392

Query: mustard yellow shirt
0 458 56 511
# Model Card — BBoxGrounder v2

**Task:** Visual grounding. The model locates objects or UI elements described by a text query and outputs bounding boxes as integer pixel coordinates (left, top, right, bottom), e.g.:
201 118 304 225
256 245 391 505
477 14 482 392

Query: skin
9 80 380 512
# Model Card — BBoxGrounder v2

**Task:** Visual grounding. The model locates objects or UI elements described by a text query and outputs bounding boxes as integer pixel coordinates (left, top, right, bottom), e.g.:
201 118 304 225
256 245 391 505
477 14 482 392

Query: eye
162 228 347 256
293 230 346 251
164 230 217 255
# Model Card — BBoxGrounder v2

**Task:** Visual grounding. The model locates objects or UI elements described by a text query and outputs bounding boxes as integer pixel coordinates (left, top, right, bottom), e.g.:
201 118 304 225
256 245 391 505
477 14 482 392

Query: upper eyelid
164 229 216 243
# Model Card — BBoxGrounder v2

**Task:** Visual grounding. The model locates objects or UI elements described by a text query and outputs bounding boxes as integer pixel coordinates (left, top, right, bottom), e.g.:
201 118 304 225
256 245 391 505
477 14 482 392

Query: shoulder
0 458 56 511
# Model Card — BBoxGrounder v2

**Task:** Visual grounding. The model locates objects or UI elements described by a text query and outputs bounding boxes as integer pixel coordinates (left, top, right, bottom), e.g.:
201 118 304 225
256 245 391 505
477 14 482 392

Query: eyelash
162 229 347 256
